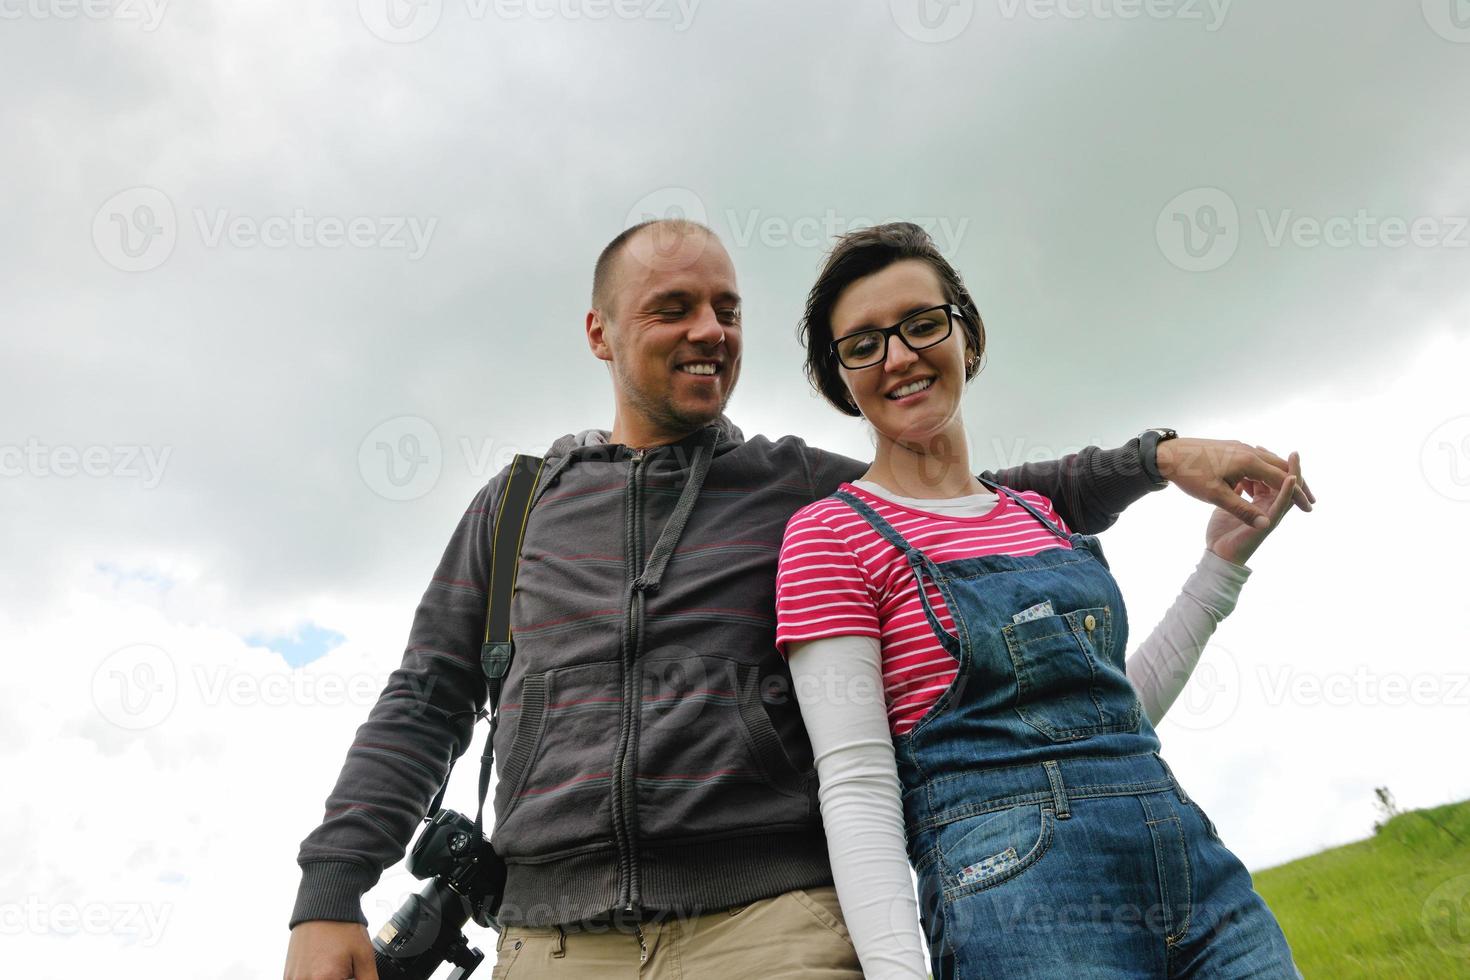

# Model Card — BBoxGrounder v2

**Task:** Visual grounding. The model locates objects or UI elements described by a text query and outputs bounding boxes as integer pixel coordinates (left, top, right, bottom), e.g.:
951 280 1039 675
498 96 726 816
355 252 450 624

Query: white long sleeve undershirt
788 481 1250 979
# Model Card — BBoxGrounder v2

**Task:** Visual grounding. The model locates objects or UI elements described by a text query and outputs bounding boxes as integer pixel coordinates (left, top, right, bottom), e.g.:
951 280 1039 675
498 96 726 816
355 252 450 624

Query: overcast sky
4 1 1470 976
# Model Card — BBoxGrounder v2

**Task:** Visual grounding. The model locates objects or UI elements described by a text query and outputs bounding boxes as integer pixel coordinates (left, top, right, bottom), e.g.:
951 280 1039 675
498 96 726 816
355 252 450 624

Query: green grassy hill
1252 799 1470 978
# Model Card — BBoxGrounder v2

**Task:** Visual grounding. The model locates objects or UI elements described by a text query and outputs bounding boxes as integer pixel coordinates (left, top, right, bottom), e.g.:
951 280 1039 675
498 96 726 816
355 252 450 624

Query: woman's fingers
1254 445 1315 507
1211 479 1272 529
1266 475 1297 525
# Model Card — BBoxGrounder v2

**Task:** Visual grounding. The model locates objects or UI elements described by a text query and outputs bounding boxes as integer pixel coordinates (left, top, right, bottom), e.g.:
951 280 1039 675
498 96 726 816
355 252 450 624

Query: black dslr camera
371 808 508 980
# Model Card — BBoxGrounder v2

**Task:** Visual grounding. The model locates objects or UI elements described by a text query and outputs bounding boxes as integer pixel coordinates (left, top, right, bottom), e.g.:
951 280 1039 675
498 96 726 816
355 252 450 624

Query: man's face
588 226 743 441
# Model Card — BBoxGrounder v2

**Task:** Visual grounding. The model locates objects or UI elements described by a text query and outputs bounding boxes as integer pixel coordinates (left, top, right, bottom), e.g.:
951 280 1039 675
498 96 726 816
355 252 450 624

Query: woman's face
831 259 972 445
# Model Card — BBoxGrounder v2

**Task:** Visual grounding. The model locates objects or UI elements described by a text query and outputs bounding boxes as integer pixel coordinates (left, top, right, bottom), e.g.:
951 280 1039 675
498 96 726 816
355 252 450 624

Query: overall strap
833 488 960 655
832 488 922 555
976 477 1070 541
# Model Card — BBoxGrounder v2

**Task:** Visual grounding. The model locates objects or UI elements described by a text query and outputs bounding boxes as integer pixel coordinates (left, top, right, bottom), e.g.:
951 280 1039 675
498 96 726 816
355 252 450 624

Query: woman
775 223 1302 979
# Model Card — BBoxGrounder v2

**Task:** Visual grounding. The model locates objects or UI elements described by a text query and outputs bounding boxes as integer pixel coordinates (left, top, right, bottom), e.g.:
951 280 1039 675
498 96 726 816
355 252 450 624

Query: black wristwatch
1139 427 1178 486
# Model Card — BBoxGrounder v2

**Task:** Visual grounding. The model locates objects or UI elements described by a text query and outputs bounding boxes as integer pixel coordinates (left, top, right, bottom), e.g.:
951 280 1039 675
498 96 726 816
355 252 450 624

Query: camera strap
424 453 546 823
473 452 547 834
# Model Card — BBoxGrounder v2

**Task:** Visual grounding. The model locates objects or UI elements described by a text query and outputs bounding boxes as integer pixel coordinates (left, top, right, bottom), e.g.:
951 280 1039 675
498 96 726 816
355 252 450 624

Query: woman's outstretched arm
1125 451 1303 723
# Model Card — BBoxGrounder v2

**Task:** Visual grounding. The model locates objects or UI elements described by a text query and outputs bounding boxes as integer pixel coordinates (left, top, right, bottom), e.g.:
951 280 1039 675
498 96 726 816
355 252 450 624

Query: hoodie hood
546 414 746 459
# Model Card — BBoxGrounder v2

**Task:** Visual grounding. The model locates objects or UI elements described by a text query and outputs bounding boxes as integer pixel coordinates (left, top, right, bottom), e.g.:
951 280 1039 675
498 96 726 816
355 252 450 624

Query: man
284 219 1312 979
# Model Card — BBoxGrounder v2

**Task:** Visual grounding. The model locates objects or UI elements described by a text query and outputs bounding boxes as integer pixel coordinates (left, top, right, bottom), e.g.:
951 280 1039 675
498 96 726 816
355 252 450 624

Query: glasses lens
900 308 952 351
836 330 886 368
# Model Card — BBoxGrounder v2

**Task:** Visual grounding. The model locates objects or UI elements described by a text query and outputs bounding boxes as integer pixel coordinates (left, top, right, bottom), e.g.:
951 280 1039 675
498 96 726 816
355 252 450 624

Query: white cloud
1107 329 1470 870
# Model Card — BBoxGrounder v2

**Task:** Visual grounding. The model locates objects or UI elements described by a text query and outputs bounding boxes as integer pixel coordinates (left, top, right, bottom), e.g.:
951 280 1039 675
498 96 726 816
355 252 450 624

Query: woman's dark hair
799 221 986 416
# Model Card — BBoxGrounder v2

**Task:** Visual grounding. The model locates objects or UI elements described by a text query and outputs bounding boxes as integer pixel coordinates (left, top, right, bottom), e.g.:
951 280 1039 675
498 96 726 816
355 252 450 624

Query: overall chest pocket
1000 605 1139 741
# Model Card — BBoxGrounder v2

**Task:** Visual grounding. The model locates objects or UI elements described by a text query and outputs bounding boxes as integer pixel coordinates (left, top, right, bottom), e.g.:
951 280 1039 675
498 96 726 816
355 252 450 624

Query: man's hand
1206 452 1301 565
1156 438 1315 529
284 920 379 980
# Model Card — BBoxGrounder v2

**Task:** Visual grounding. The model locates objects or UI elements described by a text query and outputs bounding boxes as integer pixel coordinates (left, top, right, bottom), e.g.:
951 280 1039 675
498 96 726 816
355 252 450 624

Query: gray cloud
2 0 1467 620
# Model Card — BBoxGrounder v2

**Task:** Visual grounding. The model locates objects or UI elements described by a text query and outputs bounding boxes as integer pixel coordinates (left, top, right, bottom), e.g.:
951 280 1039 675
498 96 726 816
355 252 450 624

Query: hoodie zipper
612 447 646 913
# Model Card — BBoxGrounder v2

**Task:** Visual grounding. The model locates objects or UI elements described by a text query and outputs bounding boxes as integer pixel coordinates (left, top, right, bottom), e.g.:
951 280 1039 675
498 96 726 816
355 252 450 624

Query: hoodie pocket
490 661 620 859
635 653 810 841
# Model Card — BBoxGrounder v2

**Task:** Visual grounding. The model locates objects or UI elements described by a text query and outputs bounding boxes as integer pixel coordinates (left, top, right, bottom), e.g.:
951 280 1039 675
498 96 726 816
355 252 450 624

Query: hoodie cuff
1089 436 1168 505
289 861 378 929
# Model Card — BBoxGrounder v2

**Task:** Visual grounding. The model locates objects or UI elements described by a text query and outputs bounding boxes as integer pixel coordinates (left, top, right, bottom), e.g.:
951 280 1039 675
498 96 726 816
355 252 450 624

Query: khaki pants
490 885 861 978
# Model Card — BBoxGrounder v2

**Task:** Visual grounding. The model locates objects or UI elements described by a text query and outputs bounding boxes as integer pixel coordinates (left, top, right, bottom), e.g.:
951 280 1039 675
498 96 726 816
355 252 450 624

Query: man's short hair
591 218 715 315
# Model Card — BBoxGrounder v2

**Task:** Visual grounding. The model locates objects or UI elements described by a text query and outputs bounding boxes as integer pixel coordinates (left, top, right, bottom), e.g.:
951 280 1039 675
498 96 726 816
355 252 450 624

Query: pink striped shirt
774 482 1073 736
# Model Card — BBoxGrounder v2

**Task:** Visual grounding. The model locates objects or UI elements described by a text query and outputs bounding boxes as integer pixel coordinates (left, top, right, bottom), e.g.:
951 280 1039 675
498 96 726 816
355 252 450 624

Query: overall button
1083 614 1097 632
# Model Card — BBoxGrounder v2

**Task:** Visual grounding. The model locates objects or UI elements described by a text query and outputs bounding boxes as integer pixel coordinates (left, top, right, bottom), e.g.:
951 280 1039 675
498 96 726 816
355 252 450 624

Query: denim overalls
833 483 1299 980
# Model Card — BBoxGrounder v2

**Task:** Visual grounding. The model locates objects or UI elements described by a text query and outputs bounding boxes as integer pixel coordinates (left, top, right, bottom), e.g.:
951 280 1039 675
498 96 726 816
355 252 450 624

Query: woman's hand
1205 451 1303 566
